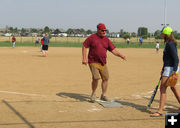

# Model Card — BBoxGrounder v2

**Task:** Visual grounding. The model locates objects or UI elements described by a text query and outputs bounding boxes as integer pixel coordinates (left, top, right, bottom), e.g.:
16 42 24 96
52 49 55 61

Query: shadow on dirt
116 97 180 114
56 92 90 102
116 100 153 114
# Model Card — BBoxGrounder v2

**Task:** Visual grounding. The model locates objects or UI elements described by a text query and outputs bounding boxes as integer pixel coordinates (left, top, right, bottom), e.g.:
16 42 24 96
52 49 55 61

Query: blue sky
0 0 179 33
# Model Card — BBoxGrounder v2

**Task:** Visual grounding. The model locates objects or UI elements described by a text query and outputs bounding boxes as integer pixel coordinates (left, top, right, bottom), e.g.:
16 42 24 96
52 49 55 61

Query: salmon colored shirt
83 33 116 65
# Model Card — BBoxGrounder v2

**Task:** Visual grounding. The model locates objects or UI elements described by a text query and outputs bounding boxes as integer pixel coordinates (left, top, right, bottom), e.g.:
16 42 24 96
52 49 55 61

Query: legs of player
158 76 168 113
90 79 98 102
171 86 180 104
101 80 108 97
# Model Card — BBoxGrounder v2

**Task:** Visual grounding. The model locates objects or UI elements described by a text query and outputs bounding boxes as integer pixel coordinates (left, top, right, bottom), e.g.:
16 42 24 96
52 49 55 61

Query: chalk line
0 90 46 97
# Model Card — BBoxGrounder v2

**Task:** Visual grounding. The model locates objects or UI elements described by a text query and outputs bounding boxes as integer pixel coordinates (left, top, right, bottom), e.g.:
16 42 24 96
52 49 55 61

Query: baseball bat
147 76 162 108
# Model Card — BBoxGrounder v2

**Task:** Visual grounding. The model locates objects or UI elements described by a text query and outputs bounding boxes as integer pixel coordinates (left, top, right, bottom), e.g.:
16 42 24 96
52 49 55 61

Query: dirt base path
0 47 179 128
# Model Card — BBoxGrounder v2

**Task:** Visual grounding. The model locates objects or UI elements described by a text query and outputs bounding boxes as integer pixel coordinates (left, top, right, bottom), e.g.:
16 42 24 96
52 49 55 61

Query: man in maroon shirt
82 23 126 102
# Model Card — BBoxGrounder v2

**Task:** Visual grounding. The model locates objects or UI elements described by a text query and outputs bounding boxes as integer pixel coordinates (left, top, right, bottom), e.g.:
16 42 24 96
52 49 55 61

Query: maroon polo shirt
83 33 116 65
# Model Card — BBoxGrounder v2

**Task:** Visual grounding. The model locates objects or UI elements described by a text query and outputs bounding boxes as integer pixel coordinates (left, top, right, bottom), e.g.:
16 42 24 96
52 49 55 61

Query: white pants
12 42 15 48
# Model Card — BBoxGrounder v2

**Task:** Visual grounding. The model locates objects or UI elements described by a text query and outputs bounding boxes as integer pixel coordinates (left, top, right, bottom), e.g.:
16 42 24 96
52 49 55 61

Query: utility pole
161 0 169 27
164 0 167 26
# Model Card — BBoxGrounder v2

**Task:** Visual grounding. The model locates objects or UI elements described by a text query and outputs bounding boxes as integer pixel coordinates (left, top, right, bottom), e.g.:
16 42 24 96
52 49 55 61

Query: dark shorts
42 45 48 50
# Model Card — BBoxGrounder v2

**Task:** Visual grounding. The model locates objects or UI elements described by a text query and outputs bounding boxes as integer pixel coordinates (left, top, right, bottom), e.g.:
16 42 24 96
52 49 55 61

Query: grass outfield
0 41 168 48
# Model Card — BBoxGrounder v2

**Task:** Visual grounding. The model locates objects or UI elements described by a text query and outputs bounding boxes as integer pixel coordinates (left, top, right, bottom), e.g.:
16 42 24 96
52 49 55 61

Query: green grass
113 42 165 48
49 42 82 47
0 41 83 47
0 41 174 49
0 41 36 47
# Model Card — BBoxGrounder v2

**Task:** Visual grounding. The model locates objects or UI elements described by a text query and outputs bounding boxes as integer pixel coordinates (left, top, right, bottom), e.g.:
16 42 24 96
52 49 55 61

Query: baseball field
0 47 179 128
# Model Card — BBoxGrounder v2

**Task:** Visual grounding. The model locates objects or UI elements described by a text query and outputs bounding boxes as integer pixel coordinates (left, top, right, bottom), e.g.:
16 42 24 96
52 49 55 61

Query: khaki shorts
89 63 109 80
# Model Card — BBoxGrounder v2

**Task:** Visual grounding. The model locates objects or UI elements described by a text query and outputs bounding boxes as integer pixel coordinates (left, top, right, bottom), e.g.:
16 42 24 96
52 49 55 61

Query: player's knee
160 85 167 93
102 78 108 82
92 78 99 82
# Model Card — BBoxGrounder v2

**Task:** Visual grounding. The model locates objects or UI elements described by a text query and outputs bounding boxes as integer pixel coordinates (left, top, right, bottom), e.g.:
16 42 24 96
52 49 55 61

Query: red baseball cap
97 24 106 30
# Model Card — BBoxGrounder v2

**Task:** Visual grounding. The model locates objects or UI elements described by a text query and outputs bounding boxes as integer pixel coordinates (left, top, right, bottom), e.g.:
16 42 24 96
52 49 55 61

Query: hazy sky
0 0 179 33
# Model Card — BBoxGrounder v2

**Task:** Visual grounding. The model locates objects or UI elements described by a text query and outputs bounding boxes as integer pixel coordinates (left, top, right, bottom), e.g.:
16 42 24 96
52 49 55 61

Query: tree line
2 26 180 39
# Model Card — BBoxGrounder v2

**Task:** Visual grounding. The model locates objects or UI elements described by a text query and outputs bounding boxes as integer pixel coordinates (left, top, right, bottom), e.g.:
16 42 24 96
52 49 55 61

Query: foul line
0 91 46 97
2 100 35 128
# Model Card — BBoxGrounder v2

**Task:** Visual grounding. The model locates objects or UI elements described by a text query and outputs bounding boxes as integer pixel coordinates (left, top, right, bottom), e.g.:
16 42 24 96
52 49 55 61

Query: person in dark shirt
82 23 126 102
151 27 180 117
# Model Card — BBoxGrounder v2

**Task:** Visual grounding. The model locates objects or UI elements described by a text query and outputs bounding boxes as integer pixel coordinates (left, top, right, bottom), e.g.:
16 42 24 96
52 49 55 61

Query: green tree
14 27 18 35
21 28 26 36
122 33 130 39
154 30 162 39
31 28 38 33
173 31 180 40
131 32 137 37
80 28 86 34
9 27 14 33
54 29 60 35
120 29 124 37
137 27 148 37
66 28 73 35
44 26 50 33
43 26 52 38
86 29 93 35
120 29 129 37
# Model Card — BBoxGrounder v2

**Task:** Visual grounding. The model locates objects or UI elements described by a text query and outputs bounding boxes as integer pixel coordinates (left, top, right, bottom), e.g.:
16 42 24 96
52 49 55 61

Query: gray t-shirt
43 36 49 45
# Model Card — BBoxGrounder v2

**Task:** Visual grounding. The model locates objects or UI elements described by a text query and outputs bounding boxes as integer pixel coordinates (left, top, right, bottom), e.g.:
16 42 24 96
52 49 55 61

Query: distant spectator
126 38 130 45
156 41 160 53
35 35 39 46
12 35 16 48
139 37 143 45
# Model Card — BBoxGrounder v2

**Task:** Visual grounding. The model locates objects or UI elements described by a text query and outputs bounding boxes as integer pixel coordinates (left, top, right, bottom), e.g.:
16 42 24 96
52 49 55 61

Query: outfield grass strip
0 41 172 49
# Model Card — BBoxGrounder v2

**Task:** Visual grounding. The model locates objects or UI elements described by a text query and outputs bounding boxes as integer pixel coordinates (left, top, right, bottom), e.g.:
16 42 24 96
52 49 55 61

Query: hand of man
111 49 127 61
82 59 88 65
121 55 127 61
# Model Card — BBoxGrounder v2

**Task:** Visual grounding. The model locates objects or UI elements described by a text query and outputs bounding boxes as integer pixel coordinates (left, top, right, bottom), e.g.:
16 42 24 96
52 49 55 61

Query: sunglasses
100 29 107 32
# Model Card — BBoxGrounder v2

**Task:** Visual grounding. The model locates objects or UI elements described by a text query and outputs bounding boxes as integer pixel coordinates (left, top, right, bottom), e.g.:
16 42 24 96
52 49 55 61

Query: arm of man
111 48 126 61
82 46 88 65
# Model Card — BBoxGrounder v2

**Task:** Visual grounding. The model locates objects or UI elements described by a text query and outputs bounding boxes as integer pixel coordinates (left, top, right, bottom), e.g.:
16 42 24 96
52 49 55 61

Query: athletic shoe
90 94 97 103
100 94 109 101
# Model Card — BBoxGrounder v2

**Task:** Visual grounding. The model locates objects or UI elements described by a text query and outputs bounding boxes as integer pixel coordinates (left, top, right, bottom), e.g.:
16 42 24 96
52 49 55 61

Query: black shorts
42 45 48 50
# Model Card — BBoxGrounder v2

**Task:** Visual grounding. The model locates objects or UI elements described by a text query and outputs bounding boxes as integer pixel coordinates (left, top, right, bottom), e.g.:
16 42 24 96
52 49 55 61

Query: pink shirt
83 33 116 65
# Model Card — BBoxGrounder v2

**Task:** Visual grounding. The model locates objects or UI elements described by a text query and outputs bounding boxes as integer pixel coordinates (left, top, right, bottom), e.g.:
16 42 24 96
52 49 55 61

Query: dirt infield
0 47 180 128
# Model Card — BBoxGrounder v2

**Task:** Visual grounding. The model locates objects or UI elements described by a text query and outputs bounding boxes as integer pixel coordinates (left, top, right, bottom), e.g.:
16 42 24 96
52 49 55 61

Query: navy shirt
163 41 179 71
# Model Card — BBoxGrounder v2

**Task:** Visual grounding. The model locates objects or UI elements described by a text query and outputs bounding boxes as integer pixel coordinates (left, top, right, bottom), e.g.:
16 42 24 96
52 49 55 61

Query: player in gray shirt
42 33 50 57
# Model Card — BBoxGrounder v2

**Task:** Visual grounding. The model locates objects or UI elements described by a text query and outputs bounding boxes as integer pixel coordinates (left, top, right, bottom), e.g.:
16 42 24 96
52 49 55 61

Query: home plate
95 99 123 108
